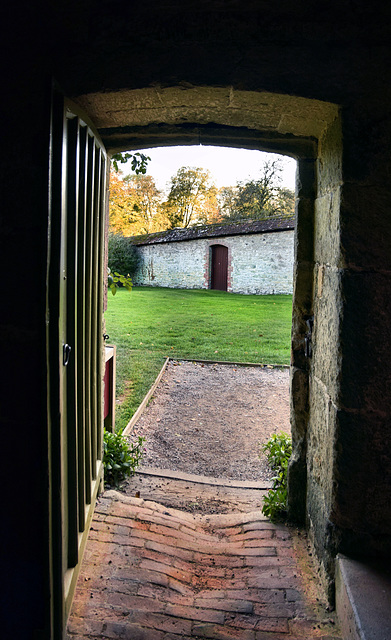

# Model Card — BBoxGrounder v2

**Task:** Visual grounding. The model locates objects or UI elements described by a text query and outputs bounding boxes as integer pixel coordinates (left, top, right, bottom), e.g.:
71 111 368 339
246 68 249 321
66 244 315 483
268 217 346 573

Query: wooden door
47 90 107 638
211 244 228 291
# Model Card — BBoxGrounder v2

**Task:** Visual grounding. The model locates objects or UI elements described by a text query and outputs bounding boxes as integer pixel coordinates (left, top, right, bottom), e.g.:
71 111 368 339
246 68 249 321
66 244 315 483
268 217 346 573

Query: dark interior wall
51 1 391 104
0 23 53 639
335 107 391 555
1 1 391 637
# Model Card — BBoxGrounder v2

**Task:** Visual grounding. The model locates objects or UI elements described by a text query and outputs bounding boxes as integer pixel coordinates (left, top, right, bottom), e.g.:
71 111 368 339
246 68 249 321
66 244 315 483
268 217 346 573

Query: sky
123 146 297 194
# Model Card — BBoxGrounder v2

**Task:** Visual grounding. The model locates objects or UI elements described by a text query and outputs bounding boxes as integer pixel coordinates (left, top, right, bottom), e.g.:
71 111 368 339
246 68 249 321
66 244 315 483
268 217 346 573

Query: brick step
67 489 341 639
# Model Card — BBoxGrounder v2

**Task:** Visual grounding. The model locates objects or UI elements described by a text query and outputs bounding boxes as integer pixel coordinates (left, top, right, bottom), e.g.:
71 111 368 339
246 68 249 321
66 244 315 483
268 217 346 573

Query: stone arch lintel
74 86 339 155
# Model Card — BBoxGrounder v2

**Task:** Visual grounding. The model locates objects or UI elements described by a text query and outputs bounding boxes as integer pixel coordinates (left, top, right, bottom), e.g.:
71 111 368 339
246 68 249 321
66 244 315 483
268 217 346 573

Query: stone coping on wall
131 216 295 246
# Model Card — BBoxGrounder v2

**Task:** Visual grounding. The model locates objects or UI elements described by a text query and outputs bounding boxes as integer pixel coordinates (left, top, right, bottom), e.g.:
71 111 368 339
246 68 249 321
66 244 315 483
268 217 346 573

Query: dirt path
125 360 290 483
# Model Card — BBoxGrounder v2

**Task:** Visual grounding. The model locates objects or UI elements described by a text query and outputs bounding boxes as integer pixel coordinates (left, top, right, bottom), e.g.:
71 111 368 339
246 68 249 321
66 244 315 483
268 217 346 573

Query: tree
111 151 150 174
108 233 139 278
272 187 295 217
199 184 222 225
109 171 168 236
218 185 240 220
108 170 140 234
219 160 291 221
165 166 219 228
234 159 282 219
123 174 165 234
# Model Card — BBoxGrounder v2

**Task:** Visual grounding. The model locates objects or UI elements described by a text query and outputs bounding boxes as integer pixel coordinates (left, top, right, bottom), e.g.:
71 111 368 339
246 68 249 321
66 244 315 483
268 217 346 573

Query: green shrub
108 232 139 278
261 432 292 521
103 429 145 486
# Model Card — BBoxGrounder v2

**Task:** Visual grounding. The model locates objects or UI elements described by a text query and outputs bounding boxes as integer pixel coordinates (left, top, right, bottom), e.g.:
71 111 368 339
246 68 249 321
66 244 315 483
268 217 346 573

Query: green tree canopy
108 232 139 278
165 166 218 228
219 160 294 221
233 159 282 219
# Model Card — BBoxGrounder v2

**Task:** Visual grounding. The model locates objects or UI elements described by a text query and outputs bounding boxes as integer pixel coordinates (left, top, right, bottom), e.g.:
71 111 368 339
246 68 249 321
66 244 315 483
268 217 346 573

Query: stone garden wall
132 229 294 295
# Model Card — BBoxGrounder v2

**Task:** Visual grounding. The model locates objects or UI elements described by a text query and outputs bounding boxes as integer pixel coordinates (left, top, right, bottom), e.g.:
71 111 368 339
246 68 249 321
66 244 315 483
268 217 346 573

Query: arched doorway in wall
210 244 228 291
50 85 340 637
73 84 340 526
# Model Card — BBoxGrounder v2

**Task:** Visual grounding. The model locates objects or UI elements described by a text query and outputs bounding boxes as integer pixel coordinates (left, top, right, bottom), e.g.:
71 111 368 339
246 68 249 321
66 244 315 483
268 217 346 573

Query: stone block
314 186 342 266
294 198 314 263
336 554 391 640
312 266 343 405
341 182 391 270
339 271 391 413
307 377 337 503
317 115 343 196
333 409 391 546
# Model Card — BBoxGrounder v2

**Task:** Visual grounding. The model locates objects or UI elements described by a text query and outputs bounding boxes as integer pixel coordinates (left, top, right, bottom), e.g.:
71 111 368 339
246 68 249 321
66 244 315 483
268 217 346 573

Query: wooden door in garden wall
211 244 228 291
47 91 107 639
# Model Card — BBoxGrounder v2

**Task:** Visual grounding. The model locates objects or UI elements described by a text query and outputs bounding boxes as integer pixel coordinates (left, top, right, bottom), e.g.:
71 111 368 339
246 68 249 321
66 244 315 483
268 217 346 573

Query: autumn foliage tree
109 170 168 236
108 159 294 238
123 174 165 234
165 166 221 228
109 170 139 235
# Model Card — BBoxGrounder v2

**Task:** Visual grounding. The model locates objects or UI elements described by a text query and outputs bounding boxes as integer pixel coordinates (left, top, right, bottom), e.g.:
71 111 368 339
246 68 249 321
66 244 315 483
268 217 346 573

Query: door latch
304 316 314 358
63 343 72 366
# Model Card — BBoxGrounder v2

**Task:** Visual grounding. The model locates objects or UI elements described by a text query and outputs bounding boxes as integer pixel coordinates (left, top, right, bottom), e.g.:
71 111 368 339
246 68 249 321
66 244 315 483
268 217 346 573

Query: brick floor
67 490 341 640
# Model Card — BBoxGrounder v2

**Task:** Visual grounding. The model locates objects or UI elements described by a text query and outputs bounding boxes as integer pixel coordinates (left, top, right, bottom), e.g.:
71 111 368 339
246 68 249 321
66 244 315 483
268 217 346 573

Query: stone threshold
177 357 290 368
136 465 272 490
336 553 391 639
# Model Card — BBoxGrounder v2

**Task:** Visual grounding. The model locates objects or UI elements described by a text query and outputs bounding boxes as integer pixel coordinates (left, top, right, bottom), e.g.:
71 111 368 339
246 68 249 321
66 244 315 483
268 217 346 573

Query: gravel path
127 360 291 482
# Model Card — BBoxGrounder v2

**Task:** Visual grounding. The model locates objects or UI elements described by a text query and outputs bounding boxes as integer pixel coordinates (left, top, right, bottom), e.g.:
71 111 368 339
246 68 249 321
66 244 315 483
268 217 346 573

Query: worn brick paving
67 490 341 640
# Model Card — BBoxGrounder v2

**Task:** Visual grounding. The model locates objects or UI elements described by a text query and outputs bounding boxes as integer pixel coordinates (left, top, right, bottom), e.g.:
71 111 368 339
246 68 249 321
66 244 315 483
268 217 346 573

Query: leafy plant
103 429 146 486
108 267 133 296
108 232 139 278
111 151 150 174
261 432 292 521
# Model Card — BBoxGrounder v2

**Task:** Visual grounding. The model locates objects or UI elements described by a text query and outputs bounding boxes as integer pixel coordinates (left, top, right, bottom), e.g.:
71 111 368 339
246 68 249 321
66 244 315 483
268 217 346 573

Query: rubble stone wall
132 230 294 294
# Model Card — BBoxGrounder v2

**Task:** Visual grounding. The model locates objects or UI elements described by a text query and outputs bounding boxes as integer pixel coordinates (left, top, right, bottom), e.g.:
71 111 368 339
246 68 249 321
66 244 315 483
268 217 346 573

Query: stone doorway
71 84 342 608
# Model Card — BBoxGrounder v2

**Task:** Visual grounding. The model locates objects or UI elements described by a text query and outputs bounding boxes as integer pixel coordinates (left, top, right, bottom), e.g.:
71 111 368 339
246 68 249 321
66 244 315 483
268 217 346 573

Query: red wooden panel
211 245 228 291
104 359 110 419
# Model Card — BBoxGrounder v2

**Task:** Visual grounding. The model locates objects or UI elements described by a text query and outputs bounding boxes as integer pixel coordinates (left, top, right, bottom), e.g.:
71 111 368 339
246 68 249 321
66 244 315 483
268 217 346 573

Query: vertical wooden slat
90 143 102 478
65 114 80 567
84 134 95 503
59 108 69 584
76 123 88 531
96 155 107 459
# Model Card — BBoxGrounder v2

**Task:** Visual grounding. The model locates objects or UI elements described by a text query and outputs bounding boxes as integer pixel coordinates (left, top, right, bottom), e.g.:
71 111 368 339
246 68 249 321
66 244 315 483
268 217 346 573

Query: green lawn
105 286 292 431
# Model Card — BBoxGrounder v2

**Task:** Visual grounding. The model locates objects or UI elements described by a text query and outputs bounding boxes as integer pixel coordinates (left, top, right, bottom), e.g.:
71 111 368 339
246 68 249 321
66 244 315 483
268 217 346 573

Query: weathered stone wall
133 239 208 290
307 114 344 598
132 231 294 294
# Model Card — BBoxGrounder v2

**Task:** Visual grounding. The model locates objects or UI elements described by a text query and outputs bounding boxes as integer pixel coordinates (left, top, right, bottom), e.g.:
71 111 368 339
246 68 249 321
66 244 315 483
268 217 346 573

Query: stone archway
73 85 342 594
